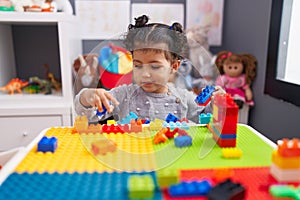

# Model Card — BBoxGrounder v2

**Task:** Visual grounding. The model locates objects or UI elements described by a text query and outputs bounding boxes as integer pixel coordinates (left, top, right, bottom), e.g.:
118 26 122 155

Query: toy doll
215 51 257 109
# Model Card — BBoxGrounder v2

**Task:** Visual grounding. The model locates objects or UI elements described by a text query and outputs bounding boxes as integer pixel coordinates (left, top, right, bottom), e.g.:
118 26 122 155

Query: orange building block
154 128 168 144
272 150 300 169
91 138 117 155
74 116 88 133
130 119 143 133
277 138 300 157
213 168 234 183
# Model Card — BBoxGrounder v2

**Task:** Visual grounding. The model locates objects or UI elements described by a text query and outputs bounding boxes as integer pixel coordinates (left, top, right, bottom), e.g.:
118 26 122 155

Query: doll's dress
215 74 254 106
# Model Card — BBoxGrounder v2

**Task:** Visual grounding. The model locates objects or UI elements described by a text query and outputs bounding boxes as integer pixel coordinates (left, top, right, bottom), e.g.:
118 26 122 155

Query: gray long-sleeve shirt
74 83 212 123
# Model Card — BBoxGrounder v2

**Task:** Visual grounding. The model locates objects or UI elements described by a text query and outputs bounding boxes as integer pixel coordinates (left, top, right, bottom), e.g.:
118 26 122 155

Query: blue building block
169 180 212 197
174 135 192 147
165 113 179 123
118 111 138 124
96 106 107 118
207 179 246 200
195 85 215 106
199 113 212 124
37 136 58 153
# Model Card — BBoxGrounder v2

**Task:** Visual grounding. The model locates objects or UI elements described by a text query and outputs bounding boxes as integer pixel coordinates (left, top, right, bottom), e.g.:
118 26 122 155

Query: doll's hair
215 50 257 84
123 15 189 63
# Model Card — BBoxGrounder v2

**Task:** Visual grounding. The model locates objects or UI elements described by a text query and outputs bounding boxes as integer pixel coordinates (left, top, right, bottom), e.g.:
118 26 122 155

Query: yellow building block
272 150 300 169
107 120 116 125
74 115 88 132
222 148 242 158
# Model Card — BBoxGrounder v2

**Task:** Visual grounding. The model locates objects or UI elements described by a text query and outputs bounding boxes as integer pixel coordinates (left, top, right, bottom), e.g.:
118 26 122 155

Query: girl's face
223 61 244 77
132 49 179 93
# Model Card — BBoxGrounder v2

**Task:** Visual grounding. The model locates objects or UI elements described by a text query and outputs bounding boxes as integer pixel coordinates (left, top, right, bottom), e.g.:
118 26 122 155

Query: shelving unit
0 12 82 151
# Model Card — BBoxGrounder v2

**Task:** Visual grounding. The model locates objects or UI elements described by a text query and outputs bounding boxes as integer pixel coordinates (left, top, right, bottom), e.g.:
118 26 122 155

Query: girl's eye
228 66 232 69
134 65 142 69
151 65 161 70
234 66 238 70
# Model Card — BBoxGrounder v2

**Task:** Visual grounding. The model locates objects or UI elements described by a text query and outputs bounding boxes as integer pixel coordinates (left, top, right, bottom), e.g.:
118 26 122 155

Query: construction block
37 136 58 153
127 174 155 199
165 113 179 123
269 185 300 200
168 179 212 197
164 127 179 138
118 111 138 124
207 179 246 200
222 148 243 159
106 120 116 125
272 150 300 169
156 169 179 187
270 163 300 182
91 138 116 155
85 124 102 134
174 135 192 147
102 124 124 134
195 85 215 106
154 128 168 144
129 119 142 133
210 128 236 148
163 121 189 131
199 113 212 124
277 138 300 157
149 118 164 131
74 115 88 132
213 168 234 183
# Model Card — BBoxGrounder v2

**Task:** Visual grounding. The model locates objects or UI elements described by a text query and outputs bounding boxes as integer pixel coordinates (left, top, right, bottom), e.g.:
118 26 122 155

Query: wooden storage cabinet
0 12 82 151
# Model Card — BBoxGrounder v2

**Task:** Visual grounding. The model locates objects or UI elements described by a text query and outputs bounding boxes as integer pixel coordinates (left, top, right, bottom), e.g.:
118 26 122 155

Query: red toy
0 78 28 95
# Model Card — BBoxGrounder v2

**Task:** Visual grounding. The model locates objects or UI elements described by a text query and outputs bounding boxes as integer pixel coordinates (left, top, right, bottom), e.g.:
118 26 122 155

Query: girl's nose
141 68 151 77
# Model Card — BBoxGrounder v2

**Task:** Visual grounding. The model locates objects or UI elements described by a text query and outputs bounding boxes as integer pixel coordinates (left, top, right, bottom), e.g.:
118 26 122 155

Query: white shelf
0 12 82 149
0 12 76 24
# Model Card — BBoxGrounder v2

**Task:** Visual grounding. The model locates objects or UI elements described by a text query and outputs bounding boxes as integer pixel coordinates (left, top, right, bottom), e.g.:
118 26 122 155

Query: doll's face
223 61 243 77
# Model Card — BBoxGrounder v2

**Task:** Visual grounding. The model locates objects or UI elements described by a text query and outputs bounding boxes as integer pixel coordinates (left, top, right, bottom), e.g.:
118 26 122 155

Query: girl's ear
171 60 181 71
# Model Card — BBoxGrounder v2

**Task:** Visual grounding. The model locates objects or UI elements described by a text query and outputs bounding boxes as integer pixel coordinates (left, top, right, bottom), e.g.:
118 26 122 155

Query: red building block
102 124 125 134
277 138 300 157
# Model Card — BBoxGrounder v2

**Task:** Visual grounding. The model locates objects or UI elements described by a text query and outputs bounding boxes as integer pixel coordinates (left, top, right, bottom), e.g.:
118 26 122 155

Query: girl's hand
79 88 119 113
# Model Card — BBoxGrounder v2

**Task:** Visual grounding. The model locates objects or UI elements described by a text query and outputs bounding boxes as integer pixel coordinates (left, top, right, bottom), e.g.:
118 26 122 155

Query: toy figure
73 54 99 95
0 78 28 95
215 51 257 109
185 25 217 94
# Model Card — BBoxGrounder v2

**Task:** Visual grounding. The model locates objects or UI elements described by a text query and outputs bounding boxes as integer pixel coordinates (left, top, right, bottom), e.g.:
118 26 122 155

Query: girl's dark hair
124 15 188 62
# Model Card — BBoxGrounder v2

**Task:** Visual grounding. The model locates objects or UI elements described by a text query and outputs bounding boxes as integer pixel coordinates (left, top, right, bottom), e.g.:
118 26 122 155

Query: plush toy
215 51 257 109
185 25 217 94
73 54 99 94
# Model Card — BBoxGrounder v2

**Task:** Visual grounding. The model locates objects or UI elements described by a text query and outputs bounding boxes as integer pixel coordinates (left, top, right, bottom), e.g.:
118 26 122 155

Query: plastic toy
208 93 239 147
168 179 212 197
270 138 300 182
163 121 189 131
213 168 234 183
149 118 164 131
195 85 215 106
102 124 125 134
222 148 243 159
73 54 99 94
207 179 246 200
174 135 192 147
118 111 138 124
154 128 168 144
199 113 212 124
28 76 52 94
165 113 179 123
127 174 155 199
277 138 300 157
0 0 14 11
37 136 58 153
0 78 28 95
269 185 300 199
130 119 142 133
215 51 257 109
156 169 179 187
98 43 133 89
91 138 116 155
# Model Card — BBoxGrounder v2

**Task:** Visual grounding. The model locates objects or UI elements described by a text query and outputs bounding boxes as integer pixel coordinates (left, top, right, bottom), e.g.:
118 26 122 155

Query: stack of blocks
195 85 215 106
270 138 300 182
208 94 239 147
127 174 155 199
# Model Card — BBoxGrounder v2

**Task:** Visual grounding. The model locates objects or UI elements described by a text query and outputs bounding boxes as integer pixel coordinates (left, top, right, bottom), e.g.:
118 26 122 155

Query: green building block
269 185 300 200
156 169 179 187
128 175 155 199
